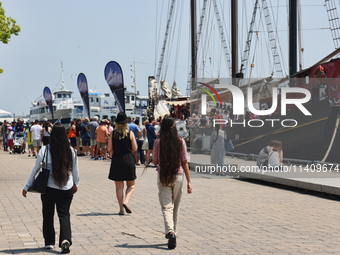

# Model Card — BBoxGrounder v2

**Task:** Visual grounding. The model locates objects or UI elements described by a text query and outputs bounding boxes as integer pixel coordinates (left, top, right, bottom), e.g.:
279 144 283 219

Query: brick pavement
1 150 340 254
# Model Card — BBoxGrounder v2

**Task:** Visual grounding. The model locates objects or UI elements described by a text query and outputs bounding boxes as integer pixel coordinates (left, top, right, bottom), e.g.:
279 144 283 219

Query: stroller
13 132 25 154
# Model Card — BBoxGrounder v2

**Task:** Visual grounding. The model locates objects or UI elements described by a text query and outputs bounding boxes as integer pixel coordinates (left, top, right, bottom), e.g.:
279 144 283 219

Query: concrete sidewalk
189 153 340 196
1 150 340 254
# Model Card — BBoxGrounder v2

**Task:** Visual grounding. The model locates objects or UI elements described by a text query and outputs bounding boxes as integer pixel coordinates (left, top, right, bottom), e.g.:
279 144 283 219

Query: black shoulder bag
28 146 50 194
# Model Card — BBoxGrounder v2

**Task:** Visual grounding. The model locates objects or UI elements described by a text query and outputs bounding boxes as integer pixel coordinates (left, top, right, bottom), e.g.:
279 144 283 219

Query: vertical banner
77 73 90 118
43 86 54 120
104 61 125 112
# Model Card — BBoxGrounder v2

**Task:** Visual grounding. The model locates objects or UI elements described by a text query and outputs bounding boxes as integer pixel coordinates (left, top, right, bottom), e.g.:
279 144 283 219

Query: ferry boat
29 70 149 126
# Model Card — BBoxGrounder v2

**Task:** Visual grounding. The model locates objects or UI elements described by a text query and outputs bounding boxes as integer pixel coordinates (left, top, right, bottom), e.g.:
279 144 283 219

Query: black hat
115 112 128 124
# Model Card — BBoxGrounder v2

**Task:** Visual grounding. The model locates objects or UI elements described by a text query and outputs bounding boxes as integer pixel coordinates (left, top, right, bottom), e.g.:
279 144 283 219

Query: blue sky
0 0 336 115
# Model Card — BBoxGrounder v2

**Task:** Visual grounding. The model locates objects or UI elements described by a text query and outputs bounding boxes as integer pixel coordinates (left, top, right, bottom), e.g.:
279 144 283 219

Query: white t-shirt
43 127 51 137
31 124 42 140
154 124 160 133
7 131 14 140
268 148 281 167
139 125 145 141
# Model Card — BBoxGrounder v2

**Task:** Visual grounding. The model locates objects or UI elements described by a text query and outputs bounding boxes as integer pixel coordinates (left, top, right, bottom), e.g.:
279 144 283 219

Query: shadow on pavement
115 243 168 250
0 248 59 254
76 212 118 216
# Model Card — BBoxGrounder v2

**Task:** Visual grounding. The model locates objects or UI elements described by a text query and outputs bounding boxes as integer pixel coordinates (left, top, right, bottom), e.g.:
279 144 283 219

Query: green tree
0 1 21 73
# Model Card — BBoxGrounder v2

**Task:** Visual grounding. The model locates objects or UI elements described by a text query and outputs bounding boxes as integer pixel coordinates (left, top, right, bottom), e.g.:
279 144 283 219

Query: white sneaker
44 245 54 249
61 239 70 253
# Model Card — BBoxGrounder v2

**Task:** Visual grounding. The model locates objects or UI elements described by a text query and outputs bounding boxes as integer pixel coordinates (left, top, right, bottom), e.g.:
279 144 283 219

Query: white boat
29 66 149 126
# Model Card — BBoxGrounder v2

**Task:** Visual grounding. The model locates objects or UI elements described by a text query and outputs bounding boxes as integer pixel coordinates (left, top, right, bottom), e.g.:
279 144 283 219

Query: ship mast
61 61 66 91
231 0 238 80
190 0 197 91
289 0 297 82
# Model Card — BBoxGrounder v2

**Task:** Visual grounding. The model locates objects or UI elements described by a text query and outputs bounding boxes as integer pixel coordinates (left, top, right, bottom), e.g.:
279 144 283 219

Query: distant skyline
0 0 336 116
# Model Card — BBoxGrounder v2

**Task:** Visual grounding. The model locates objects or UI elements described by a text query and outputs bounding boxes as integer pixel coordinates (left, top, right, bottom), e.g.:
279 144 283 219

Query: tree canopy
0 1 21 73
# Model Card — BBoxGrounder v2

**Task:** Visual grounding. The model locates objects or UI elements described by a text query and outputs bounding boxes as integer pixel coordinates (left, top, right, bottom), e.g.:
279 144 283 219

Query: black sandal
123 204 132 213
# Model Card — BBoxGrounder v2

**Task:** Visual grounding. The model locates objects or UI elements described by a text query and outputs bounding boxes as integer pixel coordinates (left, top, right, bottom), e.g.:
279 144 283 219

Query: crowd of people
0 113 193 252
66 115 163 165
0 118 63 156
187 108 259 128
0 116 162 166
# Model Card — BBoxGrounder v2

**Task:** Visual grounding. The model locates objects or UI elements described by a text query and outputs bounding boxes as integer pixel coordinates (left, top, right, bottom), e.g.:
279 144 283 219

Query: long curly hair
159 116 182 186
50 123 73 188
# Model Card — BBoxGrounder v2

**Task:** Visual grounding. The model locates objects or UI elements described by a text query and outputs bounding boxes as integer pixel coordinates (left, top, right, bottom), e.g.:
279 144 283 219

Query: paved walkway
1 150 340 254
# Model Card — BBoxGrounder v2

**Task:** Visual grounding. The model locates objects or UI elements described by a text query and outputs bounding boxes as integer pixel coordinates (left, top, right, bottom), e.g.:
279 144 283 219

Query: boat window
131 96 134 101
75 106 83 113
125 96 130 104
58 94 61 98
53 106 56 111
62 94 66 98
135 99 140 107
91 97 93 103
103 115 108 120
96 98 99 102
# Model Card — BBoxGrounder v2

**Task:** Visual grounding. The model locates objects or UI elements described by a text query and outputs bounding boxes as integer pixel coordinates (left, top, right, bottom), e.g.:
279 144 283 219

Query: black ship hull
193 100 340 163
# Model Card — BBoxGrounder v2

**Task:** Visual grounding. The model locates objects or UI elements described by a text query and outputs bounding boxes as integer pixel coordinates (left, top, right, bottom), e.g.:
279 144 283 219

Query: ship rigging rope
218 0 228 77
163 0 183 84
200 2 213 76
173 0 184 81
161 0 177 83
321 115 340 162
154 0 165 75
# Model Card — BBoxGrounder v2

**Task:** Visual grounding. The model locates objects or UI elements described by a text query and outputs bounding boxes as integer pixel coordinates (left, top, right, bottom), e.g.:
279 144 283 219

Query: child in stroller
12 132 25 154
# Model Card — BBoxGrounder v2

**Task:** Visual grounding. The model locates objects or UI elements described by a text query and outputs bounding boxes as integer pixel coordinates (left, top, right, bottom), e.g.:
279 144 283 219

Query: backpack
81 122 91 138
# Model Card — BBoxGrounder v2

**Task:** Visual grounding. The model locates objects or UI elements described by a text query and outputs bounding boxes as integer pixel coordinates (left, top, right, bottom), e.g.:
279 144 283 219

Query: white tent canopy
0 109 13 116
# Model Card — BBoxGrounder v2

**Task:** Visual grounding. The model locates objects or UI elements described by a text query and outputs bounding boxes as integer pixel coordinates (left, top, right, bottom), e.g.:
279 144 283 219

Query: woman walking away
22 123 79 254
108 112 137 215
42 121 52 145
135 119 145 165
210 124 226 176
152 116 192 249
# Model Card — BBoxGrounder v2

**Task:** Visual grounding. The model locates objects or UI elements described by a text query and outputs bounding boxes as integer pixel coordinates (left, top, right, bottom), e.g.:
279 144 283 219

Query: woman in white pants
152 116 192 250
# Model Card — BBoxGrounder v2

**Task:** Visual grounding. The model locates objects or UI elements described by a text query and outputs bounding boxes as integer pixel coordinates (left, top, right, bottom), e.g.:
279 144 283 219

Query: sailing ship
153 0 340 163
196 0 340 163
